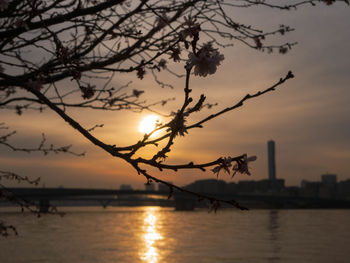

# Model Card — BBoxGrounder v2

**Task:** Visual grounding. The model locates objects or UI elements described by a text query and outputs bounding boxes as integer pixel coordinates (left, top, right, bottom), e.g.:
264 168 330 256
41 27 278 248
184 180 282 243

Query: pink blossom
80 84 95 99
167 112 188 137
27 79 43 91
72 70 82 80
211 157 233 177
136 67 146 79
132 89 144 98
0 0 9 11
232 154 257 177
187 42 224 77
169 47 181 62
181 16 201 39
158 59 167 69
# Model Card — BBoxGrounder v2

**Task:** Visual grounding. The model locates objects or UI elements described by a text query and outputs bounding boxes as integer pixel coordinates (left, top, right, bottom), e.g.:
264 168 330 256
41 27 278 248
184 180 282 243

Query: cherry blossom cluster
211 155 257 178
167 111 188 137
186 42 225 77
180 16 201 41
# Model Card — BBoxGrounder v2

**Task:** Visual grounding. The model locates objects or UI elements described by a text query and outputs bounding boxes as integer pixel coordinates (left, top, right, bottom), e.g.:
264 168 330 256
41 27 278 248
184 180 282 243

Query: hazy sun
138 115 161 135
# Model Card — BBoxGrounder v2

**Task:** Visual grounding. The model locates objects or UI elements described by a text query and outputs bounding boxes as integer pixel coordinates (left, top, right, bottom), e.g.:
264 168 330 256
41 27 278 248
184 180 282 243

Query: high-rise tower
267 140 276 180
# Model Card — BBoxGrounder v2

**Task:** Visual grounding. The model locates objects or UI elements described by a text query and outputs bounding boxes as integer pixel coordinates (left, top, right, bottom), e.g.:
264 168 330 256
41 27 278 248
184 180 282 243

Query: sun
138 115 161 135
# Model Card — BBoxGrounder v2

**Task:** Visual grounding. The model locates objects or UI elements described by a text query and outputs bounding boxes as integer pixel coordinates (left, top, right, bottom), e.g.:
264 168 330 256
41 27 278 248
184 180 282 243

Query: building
320 173 337 199
321 174 337 186
237 180 256 193
185 179 227 194
119 184 133 190
236 179 285 194
145 183 155 191
337 179 350 200
300 180 322 198
267 140 276 181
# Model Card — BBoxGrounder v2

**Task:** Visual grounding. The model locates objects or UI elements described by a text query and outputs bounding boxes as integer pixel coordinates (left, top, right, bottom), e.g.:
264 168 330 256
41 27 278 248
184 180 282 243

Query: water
1 207 349 263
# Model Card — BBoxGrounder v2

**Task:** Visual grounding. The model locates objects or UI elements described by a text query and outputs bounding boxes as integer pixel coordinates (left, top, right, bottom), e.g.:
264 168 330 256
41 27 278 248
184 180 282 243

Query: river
1 207 349 263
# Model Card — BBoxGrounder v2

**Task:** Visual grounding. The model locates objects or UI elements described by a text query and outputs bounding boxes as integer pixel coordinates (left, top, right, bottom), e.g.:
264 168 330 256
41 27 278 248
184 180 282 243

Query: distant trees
0 0 348 235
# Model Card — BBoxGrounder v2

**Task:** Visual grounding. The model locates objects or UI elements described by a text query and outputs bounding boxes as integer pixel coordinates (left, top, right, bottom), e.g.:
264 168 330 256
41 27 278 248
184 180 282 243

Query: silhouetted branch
0 124 85 156
0 171 63 236
0 0 348 225
0 170 40 185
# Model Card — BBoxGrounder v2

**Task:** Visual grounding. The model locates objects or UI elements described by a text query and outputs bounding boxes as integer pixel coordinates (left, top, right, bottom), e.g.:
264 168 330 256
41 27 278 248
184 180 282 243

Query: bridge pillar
100 200 111 208
39 199 50 213
174 193 196 211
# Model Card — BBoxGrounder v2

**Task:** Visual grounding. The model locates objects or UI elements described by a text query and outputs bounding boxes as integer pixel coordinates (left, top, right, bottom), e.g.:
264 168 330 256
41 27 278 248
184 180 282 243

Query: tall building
321 174 337 186
267 140 276 180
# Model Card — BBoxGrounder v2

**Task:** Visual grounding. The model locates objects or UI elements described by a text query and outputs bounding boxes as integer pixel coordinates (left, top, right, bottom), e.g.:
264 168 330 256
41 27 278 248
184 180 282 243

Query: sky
1 3 350 189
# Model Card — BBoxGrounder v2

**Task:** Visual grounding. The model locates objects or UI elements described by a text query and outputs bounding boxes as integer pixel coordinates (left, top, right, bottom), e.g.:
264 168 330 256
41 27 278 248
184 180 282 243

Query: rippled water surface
1 207 349 263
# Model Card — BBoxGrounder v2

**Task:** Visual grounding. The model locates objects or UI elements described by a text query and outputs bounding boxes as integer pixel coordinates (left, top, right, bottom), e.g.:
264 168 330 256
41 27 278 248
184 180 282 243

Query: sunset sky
1 3 349 189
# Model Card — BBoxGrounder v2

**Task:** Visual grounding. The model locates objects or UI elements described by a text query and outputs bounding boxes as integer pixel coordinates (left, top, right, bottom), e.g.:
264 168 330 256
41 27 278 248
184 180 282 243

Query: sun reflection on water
141 207 163 263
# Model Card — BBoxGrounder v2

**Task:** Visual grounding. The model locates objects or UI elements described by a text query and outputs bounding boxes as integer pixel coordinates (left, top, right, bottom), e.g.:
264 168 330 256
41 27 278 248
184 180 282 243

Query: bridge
2 187 350 212
4 187 168 199
2 187 174 212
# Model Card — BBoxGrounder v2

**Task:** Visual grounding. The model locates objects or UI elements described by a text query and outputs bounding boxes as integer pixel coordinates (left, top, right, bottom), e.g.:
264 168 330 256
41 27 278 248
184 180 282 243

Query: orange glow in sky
138 115 162 137
1 6 350 189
